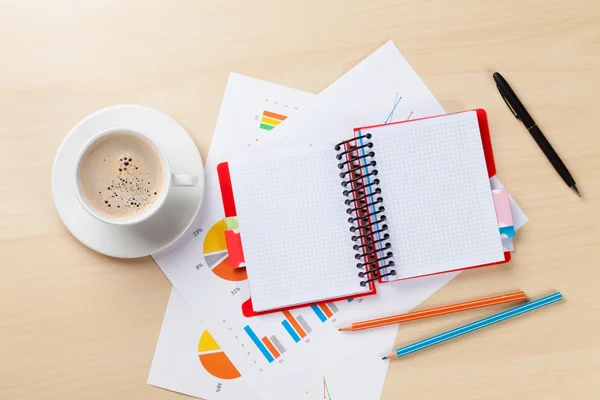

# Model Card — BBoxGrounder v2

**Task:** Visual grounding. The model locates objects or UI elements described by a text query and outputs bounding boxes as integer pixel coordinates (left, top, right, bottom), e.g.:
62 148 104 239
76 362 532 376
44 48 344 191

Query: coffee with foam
78 133 165 219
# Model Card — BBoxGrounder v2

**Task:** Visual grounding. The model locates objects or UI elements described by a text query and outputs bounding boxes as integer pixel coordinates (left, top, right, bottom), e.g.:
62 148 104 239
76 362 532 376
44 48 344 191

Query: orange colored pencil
339 291 526 332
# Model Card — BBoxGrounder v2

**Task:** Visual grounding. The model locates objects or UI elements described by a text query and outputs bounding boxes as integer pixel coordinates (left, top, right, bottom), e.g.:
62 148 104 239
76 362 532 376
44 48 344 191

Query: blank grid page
370 111 504 279
229 150 368 312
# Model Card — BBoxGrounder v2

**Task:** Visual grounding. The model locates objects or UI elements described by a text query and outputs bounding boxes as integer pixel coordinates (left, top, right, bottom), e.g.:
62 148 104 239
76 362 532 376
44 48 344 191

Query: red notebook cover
217 109 510 317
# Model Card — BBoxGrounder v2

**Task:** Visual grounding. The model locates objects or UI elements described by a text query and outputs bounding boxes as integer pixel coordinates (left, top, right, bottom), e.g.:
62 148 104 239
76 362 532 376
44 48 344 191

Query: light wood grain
1 0 599 399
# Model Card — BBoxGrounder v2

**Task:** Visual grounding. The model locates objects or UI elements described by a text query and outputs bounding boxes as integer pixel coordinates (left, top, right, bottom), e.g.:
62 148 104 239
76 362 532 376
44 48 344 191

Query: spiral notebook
217 110 509 315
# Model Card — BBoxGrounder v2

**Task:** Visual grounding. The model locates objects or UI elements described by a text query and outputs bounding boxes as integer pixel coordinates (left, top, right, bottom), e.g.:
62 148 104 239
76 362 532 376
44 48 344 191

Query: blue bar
311 305 327 322
347 298 354 302
281 320 301 342
243 325 274 363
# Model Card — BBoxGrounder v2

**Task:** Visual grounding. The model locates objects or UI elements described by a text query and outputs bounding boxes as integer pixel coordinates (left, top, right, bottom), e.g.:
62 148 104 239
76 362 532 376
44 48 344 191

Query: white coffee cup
73 127 198 226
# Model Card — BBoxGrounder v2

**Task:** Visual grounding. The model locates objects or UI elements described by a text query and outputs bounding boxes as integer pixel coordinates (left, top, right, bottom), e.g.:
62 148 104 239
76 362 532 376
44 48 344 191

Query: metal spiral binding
335 134 396 286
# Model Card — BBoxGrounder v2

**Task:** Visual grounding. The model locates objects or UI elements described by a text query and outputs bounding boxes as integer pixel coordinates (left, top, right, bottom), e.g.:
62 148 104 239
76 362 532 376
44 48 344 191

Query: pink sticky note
492 188 515 238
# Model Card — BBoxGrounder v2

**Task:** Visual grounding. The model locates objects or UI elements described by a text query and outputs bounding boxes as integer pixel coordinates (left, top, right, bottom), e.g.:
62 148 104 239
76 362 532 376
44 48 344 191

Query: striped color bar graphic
311 305 327 322
243 325 274 363
259 110 287 131
296 315 312 334
270 335 286 355
283 310 307 337
261 336 280 359
281 310 308 342
311 303 339 322
319 304 333 318
281 319 300 343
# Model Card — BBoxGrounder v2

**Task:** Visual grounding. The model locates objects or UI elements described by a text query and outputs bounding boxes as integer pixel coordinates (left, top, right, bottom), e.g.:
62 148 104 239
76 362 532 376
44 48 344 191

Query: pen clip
497 86 520 120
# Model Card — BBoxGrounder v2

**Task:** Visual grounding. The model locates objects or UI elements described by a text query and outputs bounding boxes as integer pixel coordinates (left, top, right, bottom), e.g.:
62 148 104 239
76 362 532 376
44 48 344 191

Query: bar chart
243 325 285 363
310 303 339 322
281 310 312 343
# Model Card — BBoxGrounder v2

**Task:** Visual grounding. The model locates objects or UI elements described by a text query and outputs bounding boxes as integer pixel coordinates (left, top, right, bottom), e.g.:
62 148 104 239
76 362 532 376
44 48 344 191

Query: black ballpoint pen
493 72 580 197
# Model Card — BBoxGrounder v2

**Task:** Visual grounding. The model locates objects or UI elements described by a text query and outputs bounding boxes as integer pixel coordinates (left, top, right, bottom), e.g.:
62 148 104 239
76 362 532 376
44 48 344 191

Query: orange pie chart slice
198 330 241 380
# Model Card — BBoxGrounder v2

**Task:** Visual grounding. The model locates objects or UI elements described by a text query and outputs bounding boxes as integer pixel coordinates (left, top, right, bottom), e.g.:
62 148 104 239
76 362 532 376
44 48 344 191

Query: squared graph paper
229 149 369 312
368 111 505 279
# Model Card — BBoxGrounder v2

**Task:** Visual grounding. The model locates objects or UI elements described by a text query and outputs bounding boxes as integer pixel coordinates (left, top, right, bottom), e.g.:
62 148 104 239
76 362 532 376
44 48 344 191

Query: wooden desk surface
1 1 599 398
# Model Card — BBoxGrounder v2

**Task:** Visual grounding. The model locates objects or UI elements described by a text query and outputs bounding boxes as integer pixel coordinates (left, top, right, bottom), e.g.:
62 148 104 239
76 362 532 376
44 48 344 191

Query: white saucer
52 105 204 258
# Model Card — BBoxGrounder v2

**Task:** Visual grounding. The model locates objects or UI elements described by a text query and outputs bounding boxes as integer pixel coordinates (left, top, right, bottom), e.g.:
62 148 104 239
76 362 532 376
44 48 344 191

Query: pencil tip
571 185 581 198
338 327 350 331
381 357 387 360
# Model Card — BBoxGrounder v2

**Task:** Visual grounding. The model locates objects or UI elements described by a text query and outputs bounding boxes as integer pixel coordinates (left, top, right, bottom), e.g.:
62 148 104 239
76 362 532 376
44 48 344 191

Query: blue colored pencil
383 292 563 360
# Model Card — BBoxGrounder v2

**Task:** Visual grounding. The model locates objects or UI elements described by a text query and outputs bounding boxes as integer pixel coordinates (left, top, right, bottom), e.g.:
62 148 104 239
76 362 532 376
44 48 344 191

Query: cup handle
172 174 198 187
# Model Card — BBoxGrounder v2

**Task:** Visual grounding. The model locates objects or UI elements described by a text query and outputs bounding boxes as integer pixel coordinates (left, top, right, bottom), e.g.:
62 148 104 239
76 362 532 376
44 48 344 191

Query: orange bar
263 110 287 121
261 336 280 359
339 291 527 332
319 303 333 318
282 310 306 338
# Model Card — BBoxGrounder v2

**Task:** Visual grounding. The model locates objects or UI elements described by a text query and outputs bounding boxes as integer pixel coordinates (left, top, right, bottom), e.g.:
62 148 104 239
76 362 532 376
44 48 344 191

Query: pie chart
203 219 247 282
198 330 241 380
